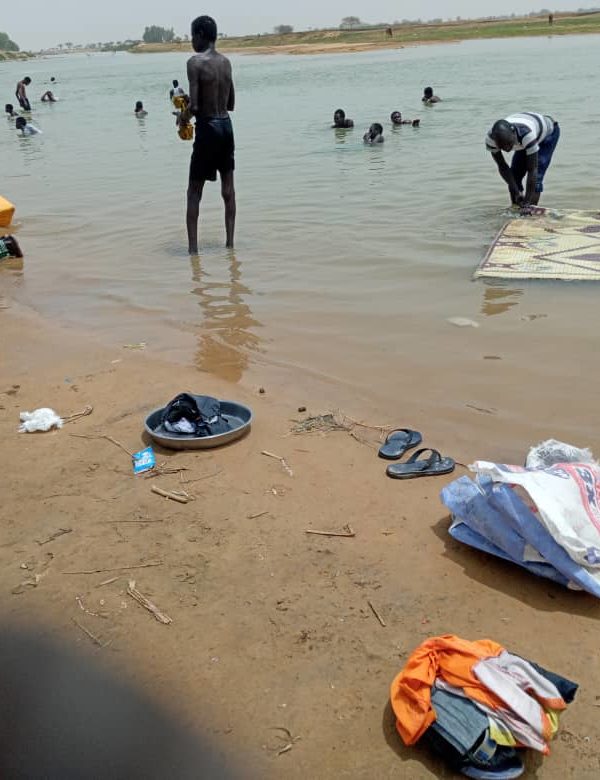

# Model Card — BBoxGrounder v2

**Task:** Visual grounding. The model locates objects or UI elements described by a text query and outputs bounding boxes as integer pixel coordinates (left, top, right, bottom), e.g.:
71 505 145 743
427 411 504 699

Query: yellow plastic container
0 196 15 228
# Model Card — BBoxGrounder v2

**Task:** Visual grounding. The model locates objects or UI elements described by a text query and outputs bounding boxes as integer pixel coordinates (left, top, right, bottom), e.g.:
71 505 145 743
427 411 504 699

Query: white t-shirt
22 123 42 135
485 112 555 156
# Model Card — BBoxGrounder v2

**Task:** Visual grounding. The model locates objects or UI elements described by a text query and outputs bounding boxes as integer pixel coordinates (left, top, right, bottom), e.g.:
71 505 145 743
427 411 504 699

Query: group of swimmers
333 86 441 145
5 75 60 136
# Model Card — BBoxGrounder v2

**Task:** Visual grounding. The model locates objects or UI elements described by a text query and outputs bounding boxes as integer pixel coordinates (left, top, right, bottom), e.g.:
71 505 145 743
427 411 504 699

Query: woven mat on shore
476 208 600 281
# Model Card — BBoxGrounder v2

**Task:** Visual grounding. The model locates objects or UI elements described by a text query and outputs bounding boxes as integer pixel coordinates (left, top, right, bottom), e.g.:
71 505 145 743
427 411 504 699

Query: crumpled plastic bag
526 439 597 469
19 408 63 433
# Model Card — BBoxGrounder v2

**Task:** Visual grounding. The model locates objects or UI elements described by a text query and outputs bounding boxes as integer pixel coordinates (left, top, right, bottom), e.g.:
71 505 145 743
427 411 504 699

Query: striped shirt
485 112 555 156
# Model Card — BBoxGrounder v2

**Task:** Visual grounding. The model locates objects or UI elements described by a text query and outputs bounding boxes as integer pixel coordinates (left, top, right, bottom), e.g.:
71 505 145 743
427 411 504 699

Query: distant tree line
0 31 19 52
142 25 175 44
274 25 294 34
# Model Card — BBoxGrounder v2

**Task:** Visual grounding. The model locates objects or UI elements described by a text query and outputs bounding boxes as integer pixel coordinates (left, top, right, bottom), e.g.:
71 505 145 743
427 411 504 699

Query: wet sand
1 305 599 778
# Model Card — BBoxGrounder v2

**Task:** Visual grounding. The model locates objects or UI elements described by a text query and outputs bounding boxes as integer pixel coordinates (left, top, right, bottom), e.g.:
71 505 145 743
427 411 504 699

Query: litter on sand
132 446 156 475
441 441 600 597
390 634 577 778
19 408 63 433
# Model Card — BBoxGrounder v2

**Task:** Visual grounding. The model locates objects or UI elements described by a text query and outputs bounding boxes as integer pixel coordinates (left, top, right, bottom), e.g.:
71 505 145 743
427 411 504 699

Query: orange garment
390 634 505 745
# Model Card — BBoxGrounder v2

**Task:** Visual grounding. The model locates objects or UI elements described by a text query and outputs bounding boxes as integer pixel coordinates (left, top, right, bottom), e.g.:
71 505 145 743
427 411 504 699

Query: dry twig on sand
36 528 72 545
127 580 172 624
180 468 223 485
72 618 107 647
64 561 163 575
305 524 355 538
62 405 94 425
151 485 189 504
96 576 120 587
270 727 301 756
262 450 293 477
143 462 189 479
367 600 387 628
69 432 135 457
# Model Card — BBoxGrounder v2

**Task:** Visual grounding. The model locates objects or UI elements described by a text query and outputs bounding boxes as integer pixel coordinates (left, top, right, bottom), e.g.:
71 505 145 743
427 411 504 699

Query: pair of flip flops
378 429 455 479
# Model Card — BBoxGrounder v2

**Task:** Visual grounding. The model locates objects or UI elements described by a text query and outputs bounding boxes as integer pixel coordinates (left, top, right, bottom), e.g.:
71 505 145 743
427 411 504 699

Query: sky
2 0 593 50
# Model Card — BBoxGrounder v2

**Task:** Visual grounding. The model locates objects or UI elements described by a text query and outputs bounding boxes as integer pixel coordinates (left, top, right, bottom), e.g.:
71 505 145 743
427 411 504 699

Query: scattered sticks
127 580 172 625
262 450 293 477
305 524 355 538
367 599 387 628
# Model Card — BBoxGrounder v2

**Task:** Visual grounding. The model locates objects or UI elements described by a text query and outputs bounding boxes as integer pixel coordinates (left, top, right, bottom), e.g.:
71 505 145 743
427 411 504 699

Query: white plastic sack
526 439 597 470
471 461 600 569
19 408 63 433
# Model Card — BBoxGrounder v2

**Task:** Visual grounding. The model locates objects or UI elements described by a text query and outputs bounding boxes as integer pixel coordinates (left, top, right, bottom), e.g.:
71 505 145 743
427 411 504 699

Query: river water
1 36 599 456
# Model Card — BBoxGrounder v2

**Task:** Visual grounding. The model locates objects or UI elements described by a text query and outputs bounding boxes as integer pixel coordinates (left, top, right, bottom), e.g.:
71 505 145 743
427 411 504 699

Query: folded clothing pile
390 635 577 779
441 458 600 597
161 393 232 437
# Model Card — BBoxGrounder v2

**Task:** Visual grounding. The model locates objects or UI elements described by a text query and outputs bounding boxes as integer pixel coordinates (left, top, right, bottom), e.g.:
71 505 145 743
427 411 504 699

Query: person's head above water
23 77 31 85
50 77 56 83
490 119 518 152
333 108 353 128
390 111 402 125
5 104 15 114
371 122 383 136
423 86 433 99
135 101 144 112
191 15 217 52
15 116 26 130
172 79 179 88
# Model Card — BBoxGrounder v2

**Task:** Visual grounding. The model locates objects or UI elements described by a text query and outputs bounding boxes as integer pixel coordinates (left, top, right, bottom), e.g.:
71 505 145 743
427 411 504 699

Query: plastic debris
132 446 156 475
526 439 597 469
19 408 63 433
447 317 479 328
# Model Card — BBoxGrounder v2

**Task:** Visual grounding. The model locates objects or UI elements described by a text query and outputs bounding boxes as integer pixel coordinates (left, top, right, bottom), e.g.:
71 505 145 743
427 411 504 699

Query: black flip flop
386 448 455 479
378 429 422 460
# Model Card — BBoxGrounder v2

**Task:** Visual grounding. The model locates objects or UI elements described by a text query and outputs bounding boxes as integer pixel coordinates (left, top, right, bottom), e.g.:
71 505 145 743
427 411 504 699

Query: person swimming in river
363 123 384 144
0 235 23 259
422 86 441 105
5 104 18 119
15 116 41 135
134 100 148 117
332 108 354 128
390 111 420 127
41 91 57 102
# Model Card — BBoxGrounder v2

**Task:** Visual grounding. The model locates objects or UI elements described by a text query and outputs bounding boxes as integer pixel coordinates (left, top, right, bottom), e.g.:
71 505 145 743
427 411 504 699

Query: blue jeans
511 122 560 193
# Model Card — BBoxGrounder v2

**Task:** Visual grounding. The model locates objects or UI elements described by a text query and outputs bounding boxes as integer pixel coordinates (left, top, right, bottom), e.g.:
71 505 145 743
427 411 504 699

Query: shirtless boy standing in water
186 15 236 253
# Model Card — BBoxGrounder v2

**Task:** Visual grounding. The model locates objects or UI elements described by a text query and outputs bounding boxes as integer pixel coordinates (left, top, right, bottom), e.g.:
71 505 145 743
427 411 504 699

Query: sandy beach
1 303 599 778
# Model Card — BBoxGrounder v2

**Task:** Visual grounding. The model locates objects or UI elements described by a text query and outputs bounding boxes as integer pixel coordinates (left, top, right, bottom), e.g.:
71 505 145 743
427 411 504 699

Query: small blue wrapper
132 446 156 475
